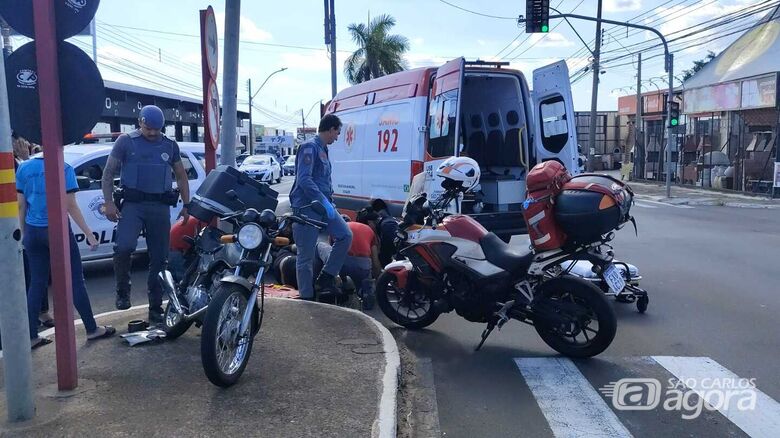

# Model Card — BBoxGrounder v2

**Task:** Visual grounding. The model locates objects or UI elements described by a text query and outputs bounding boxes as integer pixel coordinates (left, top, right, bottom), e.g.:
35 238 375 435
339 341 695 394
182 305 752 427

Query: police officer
290 114 352 301
101 105 191 324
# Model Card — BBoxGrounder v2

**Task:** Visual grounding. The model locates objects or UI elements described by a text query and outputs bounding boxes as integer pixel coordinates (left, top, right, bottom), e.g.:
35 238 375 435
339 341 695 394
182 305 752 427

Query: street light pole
247 67 288 155
587 0 603 171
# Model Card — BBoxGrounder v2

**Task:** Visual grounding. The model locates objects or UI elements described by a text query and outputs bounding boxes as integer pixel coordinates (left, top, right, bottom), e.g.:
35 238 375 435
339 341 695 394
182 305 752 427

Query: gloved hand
319 196 337 219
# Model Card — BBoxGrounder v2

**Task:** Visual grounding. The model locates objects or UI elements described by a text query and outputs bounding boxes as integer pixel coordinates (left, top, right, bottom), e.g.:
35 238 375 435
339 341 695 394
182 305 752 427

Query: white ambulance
325 58 580 240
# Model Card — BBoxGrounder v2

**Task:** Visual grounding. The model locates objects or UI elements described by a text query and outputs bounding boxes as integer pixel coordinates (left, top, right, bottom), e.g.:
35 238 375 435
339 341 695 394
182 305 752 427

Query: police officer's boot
115 292 131 311
148 306 165 326
315 271 339 302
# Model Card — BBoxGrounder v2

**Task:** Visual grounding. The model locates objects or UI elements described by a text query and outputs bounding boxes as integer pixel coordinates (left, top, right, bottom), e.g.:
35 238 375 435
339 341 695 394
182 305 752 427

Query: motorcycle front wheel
375 271 439 330
163 300 193 340
532 275 617 358
201 284 257 387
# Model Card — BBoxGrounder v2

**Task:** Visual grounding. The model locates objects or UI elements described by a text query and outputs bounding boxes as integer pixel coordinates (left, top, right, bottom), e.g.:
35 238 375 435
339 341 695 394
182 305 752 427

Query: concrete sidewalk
0 298 399 437
597 170 779 208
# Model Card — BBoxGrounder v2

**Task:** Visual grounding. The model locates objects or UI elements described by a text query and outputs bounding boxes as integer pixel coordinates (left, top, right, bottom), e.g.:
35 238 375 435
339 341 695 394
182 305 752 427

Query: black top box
189 165 279 222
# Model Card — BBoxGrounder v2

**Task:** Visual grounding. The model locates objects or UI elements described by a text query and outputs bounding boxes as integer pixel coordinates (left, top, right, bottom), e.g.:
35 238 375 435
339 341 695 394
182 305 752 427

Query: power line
505 0 585 62
100 21 354 54
436 0 517 20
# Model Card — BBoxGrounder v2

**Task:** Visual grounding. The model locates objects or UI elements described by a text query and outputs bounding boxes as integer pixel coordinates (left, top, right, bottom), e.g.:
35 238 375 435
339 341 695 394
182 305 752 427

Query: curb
280 298 399 438
1 299 400 438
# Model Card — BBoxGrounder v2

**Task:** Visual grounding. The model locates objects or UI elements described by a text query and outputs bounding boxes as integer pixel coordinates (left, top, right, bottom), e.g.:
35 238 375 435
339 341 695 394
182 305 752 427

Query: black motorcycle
198 202 327 387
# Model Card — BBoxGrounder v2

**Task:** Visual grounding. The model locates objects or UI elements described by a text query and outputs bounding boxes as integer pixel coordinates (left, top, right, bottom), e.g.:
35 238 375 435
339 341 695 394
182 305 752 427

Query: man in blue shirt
289 114 352 300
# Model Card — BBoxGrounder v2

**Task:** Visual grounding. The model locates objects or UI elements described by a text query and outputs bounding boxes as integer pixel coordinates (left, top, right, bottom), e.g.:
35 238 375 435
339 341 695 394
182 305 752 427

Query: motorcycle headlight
237 223 264 250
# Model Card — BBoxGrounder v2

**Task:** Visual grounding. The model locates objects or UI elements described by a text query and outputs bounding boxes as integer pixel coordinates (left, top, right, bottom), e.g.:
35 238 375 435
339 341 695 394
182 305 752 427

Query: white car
282 154 296 175
239 154 282 184
50 142 215 261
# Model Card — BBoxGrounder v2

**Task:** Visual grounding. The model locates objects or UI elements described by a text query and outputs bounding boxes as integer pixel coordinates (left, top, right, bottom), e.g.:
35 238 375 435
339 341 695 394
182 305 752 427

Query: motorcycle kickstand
475 320 497 352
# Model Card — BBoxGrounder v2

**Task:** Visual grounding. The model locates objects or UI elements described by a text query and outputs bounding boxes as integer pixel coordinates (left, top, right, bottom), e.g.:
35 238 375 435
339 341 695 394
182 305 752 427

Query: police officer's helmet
139 105 165 130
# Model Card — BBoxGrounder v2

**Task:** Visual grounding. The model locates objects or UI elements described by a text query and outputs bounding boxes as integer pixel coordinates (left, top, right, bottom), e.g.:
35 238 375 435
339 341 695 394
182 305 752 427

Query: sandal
87 326 116 341
31 337 53 350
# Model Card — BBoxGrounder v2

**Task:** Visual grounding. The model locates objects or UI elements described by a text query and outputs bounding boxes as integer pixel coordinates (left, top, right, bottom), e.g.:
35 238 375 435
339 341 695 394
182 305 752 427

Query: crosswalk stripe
515 357 633 438
653 356 780 438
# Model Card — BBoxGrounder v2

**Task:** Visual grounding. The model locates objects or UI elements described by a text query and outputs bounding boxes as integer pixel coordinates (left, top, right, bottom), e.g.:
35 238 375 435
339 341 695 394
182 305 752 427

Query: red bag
526 160 572 197
522 161 572 251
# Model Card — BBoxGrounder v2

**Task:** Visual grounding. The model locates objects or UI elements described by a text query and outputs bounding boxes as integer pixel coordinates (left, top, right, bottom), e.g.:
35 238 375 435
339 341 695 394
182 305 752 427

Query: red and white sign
203 6 218 78
206 79 220 148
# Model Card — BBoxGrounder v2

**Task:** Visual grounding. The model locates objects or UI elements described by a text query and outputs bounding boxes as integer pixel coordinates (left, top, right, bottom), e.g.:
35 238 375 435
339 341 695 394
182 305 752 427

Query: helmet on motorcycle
436 156 480 192
258 209 277 228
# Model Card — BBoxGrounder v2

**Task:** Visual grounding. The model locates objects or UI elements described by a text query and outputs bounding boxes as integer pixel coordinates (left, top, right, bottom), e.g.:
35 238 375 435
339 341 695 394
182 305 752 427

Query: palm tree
344 14 410 85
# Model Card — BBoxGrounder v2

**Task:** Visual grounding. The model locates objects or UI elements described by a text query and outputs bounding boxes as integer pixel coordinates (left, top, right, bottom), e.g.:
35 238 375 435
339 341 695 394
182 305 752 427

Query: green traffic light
541 25 549 32
671 119 679 126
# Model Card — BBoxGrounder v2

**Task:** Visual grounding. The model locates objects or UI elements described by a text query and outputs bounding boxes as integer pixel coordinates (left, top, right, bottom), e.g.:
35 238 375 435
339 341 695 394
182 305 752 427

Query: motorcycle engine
448 272 495 323
186 285 209 313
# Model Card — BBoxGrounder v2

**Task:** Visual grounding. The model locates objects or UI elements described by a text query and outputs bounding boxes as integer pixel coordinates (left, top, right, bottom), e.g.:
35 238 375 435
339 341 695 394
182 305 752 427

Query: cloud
604 0 642 13
412 37 425 46
215 13 272 42
528 33 574 48
649 0 766 41
406 53 454 69
477 39 487 46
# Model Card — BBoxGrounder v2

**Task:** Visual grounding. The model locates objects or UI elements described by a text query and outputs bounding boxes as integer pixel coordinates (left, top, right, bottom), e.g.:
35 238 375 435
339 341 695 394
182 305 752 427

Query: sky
7 0 772 131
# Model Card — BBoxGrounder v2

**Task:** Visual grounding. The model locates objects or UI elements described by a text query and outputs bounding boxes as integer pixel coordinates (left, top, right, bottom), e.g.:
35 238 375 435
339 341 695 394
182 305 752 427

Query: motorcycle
557 257 649 313
376 186 619 357
198 202 327 387
158 226 242 339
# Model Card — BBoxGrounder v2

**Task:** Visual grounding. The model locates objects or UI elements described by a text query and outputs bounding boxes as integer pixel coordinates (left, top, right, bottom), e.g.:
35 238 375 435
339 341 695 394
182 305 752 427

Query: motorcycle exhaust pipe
158 270 185 315
183 305 208 322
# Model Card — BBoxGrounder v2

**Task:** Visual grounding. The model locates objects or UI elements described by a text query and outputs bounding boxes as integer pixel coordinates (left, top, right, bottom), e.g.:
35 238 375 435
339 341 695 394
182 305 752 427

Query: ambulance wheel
636 295 649 313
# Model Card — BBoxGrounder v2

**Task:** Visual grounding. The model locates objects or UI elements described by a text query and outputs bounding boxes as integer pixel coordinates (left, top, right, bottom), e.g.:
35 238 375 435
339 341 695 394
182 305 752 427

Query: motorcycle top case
554 174 634 244
189 165 279 222
522 161 572 251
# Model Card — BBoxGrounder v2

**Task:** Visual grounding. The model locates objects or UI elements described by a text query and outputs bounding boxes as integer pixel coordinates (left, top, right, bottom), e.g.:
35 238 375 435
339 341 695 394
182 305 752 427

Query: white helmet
436 156 480 192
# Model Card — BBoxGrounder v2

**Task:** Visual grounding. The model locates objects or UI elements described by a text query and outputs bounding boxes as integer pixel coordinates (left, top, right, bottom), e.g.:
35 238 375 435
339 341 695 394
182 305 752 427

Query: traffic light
668 94 681 128
526 0 550 33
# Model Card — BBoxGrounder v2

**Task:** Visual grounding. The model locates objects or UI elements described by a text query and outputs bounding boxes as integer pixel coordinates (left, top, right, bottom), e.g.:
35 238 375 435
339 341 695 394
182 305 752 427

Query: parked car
282 154 296 175
236 153 250 166
239 154 282 184
50 142 218 261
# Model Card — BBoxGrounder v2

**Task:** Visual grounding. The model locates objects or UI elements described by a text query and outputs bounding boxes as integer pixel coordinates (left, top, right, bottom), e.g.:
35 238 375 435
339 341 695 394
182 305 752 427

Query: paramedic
289 114 352 300
101 105 191 324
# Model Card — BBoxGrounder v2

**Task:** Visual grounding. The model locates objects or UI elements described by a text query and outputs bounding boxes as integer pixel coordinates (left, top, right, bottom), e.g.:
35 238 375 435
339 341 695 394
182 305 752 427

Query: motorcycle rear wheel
532 276 617 358
375 271 439 329
163 301 194 340
201 284 256 387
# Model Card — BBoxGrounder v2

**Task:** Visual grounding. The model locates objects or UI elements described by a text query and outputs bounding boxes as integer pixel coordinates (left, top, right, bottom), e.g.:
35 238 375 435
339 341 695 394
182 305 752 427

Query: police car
48 142 216 261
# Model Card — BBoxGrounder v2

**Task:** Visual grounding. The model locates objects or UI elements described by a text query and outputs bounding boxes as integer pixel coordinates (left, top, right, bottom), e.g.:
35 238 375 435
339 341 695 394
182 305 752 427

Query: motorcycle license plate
603 264 626 294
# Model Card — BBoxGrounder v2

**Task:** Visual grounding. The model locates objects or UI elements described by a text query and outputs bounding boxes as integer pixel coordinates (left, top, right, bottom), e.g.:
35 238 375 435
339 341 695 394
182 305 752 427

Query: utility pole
221 0 241 166
634 52 642 180
301 109 306 145
324 0 337 98
665 53 674 197
587 0 603 171
90 19 97 63
247 78 254 155
1 19 11 58
0 34 36 423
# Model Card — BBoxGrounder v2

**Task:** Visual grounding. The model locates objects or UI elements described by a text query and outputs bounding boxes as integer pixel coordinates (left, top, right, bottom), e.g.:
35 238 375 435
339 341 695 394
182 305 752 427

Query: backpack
522 161 572 251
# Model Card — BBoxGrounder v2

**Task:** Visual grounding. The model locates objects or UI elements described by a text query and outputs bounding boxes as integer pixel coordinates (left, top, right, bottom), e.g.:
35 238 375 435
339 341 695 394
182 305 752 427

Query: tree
682 51 716 81
344 14 410 85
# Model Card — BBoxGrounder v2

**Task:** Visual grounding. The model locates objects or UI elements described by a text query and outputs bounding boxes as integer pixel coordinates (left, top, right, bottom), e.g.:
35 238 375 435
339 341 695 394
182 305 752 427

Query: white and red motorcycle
375 157 620 357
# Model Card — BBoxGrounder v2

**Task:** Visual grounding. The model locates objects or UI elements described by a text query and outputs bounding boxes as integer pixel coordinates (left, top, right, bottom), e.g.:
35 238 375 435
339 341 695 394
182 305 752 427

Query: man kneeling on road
316 213 382 310
290 114 352 301
102 105 191 324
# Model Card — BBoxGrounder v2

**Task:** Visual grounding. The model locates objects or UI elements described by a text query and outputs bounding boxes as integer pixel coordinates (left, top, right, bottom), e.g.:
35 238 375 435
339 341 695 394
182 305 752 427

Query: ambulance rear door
531 60 579 173
423 57 465 202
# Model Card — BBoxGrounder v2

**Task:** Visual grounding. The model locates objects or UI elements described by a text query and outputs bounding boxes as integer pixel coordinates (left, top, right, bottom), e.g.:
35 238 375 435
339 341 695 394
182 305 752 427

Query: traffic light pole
523 11 674 197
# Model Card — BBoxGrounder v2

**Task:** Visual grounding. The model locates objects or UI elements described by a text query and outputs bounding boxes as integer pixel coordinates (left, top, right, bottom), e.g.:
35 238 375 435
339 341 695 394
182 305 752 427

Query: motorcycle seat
480 233 534 274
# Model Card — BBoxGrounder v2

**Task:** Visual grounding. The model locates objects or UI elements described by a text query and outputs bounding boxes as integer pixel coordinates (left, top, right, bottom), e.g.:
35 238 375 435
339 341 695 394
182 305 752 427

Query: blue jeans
293 209 352 299
24 225 97 339
316 243 372 297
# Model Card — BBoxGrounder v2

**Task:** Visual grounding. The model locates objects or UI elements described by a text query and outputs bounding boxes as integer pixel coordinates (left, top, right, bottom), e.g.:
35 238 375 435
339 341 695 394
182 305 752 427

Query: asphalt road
388 201 780 438
75 176 780 437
